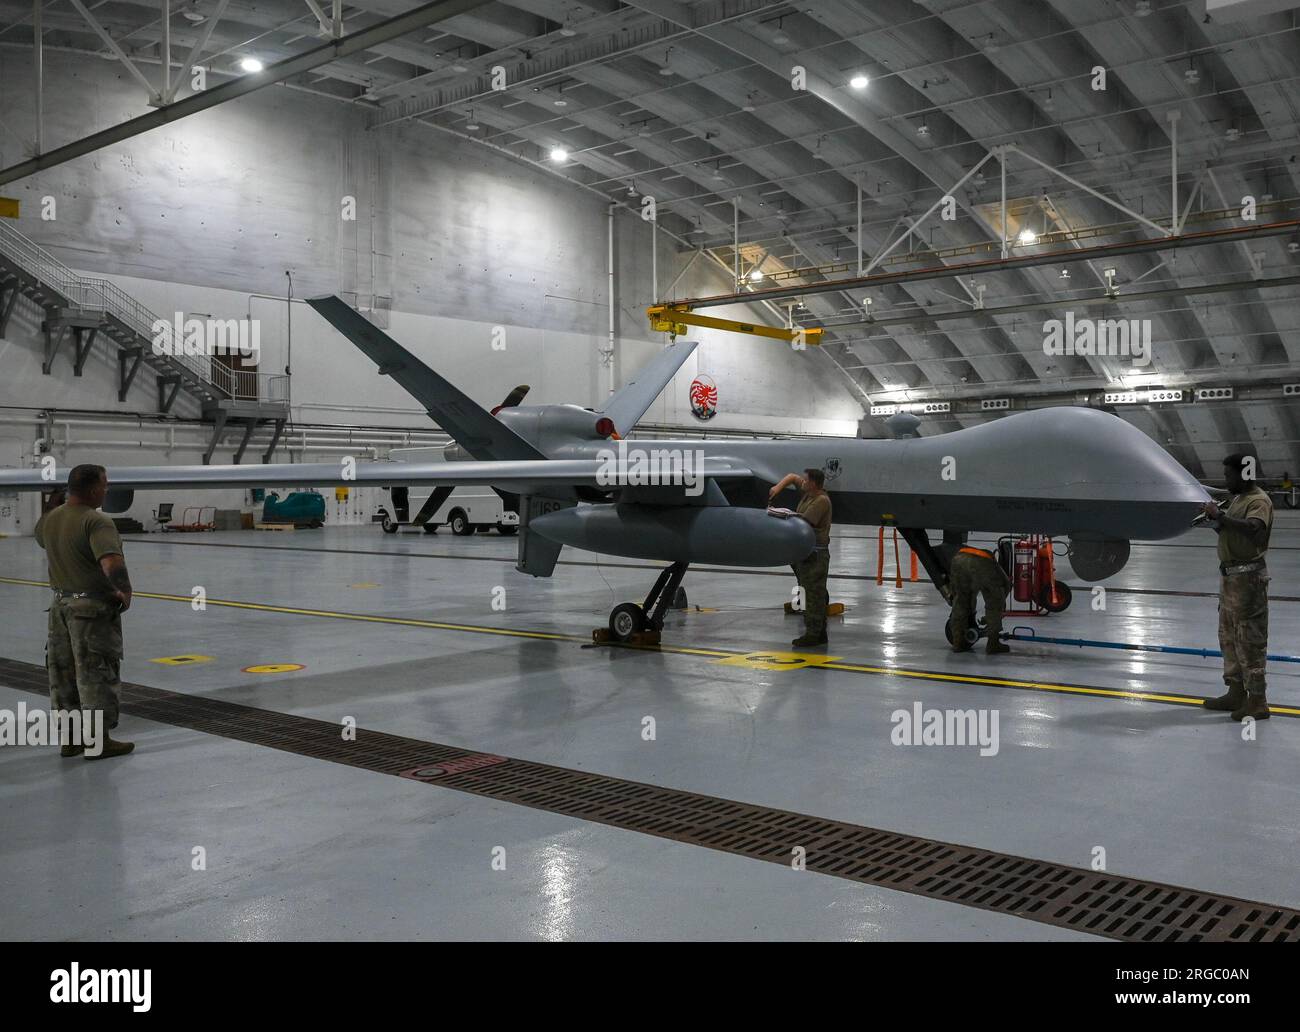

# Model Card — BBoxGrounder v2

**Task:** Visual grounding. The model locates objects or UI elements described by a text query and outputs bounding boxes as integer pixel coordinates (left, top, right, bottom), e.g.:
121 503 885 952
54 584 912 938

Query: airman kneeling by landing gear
948 546 1010 656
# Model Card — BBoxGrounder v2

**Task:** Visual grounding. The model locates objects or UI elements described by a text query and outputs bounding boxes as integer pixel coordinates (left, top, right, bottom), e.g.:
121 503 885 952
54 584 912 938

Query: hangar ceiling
1 0 1298 475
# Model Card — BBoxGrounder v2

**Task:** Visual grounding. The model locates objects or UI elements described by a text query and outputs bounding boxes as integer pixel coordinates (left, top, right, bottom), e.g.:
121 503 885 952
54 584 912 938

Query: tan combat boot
1231 694 1270 722
1204 683 1246 712
986 639 1010 655
84 736 135 760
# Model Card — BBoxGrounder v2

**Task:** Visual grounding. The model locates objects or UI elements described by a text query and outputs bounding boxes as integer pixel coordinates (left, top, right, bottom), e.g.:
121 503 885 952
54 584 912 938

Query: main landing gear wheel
380 515 399 534
609 603 647 642
605 560 689 644
1038 580 1072 613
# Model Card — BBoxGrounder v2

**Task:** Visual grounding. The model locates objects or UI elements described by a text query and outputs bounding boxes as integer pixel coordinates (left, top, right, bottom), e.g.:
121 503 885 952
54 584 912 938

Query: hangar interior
0 0 1298 941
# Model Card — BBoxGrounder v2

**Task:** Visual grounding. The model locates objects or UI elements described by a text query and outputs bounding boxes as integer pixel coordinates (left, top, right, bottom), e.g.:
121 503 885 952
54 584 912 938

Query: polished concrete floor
1 515 1297 940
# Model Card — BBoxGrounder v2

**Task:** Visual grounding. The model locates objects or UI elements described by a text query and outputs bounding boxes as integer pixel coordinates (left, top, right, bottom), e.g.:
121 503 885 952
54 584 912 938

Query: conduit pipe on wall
607 204 617 401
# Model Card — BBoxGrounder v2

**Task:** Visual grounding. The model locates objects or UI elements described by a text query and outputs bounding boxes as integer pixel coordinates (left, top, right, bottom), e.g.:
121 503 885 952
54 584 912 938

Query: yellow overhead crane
646 303 823 346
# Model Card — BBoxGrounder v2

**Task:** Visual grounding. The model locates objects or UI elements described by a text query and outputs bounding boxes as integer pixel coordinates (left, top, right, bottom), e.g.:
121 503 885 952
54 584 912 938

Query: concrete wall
0 49 862 533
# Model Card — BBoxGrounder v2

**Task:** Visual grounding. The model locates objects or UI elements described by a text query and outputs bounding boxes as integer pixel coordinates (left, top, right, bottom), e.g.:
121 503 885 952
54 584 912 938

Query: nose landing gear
599 560 690 645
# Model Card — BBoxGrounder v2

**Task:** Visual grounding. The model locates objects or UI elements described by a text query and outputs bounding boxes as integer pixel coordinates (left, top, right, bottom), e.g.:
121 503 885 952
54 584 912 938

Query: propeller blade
491 385 530 414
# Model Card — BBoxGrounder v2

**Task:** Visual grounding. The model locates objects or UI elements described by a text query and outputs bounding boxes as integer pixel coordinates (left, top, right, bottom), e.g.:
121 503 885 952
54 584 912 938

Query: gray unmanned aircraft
0 295 1210 641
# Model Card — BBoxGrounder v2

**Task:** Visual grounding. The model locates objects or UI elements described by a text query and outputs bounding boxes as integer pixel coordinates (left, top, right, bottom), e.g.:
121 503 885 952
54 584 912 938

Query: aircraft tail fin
306 295 545 462
600 339 697 435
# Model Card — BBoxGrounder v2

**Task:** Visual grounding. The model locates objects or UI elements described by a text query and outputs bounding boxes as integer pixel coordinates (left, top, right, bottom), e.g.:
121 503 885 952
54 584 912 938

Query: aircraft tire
609 603 646 642
381 516 399 534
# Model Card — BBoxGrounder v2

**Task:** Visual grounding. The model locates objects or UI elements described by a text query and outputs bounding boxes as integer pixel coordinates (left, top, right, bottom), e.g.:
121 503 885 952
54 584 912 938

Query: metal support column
160 0 170 101
732 197 740 287
33 0 43 154
262 418 286 463
71 326 97 375
202 409 229 464
1000 146 1008 258
856 176 863 275
0 278 18 336
158 374 182 414
41 321 67 374
118 347 143 401
1168 109 1180 235
231 421 256 464
651 217 657 302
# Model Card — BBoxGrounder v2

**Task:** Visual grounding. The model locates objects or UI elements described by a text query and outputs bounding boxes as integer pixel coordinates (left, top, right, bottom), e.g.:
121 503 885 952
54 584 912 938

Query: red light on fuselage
595 417 616 438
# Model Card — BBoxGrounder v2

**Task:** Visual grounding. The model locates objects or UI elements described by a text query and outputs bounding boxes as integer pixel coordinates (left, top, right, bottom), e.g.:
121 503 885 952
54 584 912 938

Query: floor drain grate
3 656 1296 942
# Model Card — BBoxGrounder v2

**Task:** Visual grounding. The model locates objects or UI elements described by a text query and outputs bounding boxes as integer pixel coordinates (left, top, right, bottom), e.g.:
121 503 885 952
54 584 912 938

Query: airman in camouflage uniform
949 546 1011 655
35 464 135 759
1201 454 1273 721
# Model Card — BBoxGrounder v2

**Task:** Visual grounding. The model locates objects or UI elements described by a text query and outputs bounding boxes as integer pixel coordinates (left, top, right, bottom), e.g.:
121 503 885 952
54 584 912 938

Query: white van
376 447 520 536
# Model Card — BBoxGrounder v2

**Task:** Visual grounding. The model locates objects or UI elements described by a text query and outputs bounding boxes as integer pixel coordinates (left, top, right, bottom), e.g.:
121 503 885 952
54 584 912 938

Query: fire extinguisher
1035 540 1055 606
1013 540 1037 602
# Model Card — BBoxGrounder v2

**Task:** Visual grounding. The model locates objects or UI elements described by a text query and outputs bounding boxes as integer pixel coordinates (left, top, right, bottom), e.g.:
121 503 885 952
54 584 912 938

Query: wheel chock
630 629 661 646
784 602 847 616
592 628 612 643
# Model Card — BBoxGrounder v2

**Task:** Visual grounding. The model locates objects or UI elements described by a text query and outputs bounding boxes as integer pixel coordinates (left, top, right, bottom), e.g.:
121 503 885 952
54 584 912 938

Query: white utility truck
375 446 520 535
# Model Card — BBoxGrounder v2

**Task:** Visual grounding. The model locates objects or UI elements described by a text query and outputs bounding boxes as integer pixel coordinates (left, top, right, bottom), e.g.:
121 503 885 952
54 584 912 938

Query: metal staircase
0 220 290 463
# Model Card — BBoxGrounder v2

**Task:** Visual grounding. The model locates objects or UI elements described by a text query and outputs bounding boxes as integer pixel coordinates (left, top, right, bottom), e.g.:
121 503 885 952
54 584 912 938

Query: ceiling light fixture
850 74 869 90
239 57 264 73
549 147 568 162
1017 227 1038 245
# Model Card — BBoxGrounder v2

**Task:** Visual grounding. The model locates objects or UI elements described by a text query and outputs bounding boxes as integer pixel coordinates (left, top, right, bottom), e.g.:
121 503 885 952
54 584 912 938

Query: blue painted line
1005 626 1300 664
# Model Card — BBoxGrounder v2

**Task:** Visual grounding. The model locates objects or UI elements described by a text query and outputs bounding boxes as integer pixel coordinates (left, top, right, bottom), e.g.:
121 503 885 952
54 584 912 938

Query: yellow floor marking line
243 664 305 674
150 655 214 666
0 576 586 644
2 575 1295 716
716 650 843 671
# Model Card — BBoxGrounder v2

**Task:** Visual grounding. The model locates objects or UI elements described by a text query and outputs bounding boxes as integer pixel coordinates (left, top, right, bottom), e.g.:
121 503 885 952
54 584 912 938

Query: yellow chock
784 602 846 616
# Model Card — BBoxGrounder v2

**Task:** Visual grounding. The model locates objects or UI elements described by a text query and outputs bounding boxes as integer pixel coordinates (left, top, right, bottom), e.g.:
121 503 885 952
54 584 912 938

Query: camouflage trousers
792 548 830 636
46 596 123 730
949 552 1007 641
1219 568 1269 696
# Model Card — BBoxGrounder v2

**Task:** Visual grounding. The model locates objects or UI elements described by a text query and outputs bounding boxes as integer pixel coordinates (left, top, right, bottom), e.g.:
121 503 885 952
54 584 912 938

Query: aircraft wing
0 459 754 492
306 295 545 462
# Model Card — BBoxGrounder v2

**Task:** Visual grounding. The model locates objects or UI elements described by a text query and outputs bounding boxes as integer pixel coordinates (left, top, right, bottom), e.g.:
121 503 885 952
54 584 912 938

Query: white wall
0 49 863 534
